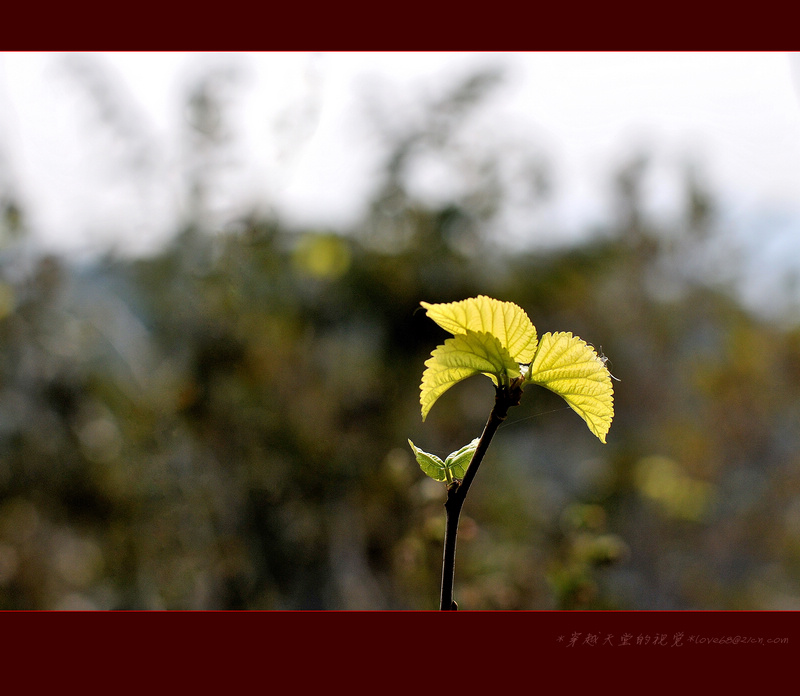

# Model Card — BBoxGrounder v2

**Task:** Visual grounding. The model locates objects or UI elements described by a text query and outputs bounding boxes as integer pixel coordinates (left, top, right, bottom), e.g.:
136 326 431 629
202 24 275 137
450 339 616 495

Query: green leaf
407 438 480 483
443 438 480 479
526 332 614 443
420 330 520 421
420 295 538 363
408 439 450 482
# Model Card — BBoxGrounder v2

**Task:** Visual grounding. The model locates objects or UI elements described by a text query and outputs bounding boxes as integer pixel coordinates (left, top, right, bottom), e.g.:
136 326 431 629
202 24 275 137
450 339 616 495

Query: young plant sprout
408 296 615 610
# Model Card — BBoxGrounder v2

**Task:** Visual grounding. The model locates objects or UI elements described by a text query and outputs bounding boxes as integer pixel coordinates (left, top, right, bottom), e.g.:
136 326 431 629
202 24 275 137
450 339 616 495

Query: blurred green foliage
1 59 800 609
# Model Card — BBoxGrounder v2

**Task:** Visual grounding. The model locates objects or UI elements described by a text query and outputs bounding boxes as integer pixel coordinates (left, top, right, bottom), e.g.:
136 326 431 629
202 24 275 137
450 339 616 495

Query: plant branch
439 380 523 610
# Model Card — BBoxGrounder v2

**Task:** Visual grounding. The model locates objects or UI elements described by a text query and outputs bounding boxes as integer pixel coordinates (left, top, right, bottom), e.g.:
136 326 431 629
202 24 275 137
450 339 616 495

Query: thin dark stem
439 381 523 610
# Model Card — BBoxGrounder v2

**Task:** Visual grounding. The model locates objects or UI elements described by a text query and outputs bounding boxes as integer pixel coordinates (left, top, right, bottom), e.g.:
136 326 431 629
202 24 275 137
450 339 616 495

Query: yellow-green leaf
420 330 520 421
443 438 480 479
407 439 449 482
420 295 538 363
408 438 480 483
527 332 614 443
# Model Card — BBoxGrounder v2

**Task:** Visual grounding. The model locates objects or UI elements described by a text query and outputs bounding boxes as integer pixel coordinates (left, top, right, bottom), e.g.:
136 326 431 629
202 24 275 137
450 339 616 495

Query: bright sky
2 52 800 306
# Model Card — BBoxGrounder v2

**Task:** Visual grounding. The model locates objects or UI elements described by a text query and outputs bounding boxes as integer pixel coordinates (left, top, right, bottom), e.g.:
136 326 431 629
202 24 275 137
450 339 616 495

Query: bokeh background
1 52 800 609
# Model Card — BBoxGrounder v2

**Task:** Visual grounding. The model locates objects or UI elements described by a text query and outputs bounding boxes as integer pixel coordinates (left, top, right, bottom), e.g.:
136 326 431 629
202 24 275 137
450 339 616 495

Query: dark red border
1 610 795 687
3 3 798 50
2 3 795 690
